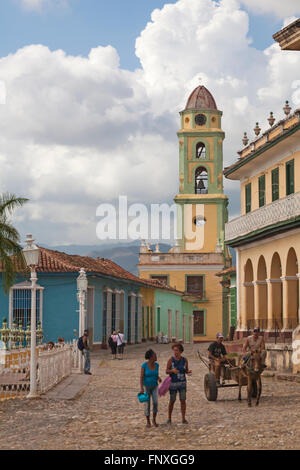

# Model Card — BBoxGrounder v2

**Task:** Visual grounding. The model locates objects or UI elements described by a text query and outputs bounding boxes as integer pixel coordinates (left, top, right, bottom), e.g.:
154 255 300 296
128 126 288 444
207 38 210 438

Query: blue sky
1 0 283 70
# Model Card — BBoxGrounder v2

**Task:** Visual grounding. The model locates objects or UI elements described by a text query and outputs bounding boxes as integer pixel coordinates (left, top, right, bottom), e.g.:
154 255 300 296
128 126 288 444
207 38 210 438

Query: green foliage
0 193 29 294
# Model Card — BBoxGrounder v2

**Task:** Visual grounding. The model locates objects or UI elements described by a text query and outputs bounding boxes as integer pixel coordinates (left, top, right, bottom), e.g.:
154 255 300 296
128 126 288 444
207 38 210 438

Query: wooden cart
197 350 257 401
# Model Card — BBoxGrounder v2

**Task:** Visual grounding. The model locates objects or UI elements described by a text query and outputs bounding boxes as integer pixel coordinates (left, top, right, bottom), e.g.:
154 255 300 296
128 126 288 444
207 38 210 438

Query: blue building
0 247 159 348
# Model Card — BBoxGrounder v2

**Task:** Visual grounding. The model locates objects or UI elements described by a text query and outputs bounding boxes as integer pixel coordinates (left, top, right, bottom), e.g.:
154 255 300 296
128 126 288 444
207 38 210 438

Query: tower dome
185 85 217 111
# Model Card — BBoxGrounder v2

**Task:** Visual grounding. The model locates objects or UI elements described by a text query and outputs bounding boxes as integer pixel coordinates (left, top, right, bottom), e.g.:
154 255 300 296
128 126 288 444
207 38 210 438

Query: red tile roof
216 266 236 276
0 247 182 293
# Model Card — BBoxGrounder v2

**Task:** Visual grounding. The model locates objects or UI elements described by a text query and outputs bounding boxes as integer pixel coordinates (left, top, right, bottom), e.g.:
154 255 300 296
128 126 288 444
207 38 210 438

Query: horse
231 350 263 407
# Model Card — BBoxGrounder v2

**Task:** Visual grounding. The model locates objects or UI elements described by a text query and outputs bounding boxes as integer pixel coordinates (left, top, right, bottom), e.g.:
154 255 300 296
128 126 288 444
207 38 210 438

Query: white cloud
240 0 300 19
2 0 300 244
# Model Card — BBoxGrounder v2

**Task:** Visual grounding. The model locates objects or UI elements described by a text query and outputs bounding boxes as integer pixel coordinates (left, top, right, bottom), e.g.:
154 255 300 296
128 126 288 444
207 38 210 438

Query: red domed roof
185 85 217 111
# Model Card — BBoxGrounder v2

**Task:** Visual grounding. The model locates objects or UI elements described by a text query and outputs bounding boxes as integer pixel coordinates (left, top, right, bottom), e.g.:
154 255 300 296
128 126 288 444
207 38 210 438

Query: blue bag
137 392 150 403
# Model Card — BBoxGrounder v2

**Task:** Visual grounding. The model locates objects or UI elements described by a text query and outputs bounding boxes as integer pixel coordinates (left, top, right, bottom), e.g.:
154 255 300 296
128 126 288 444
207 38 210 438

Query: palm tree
0 193 29 293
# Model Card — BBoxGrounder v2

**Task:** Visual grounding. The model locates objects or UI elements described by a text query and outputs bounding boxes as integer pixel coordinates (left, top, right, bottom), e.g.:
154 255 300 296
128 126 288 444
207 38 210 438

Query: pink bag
158 376 171 397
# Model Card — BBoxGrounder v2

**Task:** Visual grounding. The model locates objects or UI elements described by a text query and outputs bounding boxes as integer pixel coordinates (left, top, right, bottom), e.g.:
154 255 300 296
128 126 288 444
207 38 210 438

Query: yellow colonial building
225 104 300 340
138 86 231 342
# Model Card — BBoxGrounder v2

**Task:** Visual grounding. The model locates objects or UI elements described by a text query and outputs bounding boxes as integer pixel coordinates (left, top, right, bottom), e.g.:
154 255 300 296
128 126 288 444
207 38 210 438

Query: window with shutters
258 175 265 208
193 311 205 335
286 159 294 196
245 183 251 213
272 167 279 202
186 276 204 297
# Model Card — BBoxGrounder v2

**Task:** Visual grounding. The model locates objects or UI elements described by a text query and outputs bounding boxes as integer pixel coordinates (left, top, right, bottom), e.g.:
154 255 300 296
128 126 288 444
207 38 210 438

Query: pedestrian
166 343 192 425
116 330 125 360
108 331 118 359
78 329 92 375
57 337 65 347
140 349 162 428
47 341 55 351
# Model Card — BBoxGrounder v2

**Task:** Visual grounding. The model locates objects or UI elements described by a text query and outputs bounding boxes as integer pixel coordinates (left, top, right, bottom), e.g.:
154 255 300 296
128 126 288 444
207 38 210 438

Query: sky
1 0 300 246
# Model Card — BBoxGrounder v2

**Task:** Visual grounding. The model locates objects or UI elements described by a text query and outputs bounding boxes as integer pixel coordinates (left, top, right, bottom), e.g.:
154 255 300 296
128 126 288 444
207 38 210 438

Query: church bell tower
174 85 228 253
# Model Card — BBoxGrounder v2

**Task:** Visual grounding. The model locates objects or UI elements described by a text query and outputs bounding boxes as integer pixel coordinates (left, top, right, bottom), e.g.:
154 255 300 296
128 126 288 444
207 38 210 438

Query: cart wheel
251 380 257 398
204 373 218 401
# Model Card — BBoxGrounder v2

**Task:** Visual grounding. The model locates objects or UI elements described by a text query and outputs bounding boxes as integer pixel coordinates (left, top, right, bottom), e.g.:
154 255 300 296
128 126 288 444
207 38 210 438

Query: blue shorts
169 385 186 402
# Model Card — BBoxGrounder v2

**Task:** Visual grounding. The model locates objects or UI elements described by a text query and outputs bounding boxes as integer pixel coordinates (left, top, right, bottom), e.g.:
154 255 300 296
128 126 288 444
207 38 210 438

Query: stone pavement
0 342 299 450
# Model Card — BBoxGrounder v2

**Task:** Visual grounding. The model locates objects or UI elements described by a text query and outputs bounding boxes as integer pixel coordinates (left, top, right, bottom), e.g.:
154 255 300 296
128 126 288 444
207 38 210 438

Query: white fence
0 342 81 400
38 345 73 394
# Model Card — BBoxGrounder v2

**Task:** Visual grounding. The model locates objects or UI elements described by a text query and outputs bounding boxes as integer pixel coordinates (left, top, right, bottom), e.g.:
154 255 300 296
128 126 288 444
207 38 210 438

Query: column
281 276 298 331
138 294 143 343
175 311 179 340
168 310 172 341
130 293 136 344
115 291 121 332
188 316 193 344
119 291 125 332
106 288 112 341
182 315 186 343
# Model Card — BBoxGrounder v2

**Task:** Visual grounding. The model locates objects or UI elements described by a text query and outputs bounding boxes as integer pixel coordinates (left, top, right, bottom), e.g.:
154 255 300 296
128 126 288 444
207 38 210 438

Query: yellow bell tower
175 85 228 254
138 85 231 341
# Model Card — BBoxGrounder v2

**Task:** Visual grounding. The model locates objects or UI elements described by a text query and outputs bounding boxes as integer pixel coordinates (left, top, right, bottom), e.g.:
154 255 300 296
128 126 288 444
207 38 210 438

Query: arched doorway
256 256 268 329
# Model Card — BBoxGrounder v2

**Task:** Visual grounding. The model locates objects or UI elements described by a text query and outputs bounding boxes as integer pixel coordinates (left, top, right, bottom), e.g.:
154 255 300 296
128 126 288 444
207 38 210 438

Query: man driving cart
208 333 228 386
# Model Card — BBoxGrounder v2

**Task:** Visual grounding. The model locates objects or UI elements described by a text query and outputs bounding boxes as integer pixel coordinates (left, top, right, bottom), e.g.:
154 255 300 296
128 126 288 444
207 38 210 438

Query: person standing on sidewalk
117 330 125 360
82 329 92 375
140 349 162 428
166 343 192 425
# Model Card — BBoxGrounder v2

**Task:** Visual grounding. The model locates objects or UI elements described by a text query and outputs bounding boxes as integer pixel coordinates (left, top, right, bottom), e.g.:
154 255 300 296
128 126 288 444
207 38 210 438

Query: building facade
138 86 231 342
224 105 300 340
0 248 194 347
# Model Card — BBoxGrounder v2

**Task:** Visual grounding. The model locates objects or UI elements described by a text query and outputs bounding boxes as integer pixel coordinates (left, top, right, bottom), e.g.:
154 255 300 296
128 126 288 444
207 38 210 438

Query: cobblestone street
0 342 299 450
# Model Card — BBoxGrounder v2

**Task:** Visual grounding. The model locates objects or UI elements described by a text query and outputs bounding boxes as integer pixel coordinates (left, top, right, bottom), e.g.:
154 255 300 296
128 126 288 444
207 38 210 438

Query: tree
0 193 29 293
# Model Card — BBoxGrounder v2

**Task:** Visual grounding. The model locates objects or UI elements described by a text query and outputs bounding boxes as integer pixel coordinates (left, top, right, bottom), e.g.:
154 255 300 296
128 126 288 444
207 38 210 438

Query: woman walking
140 349 162 428
166 343 192 425
108 331 118 359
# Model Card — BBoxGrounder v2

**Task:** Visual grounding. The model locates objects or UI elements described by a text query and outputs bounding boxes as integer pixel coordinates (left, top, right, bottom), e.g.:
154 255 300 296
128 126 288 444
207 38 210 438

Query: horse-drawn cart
197 350 258 402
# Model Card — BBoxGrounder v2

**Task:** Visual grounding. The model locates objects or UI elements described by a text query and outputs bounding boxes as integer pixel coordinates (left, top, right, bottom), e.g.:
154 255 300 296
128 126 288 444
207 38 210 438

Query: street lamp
22 234 40 399
77 268 88 336
77 268 88 372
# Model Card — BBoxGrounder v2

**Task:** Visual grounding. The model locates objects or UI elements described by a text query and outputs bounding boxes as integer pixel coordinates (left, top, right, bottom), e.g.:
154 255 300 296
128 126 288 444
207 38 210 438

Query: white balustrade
225 191 300 242
72 339 82 371
38 345 73 394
